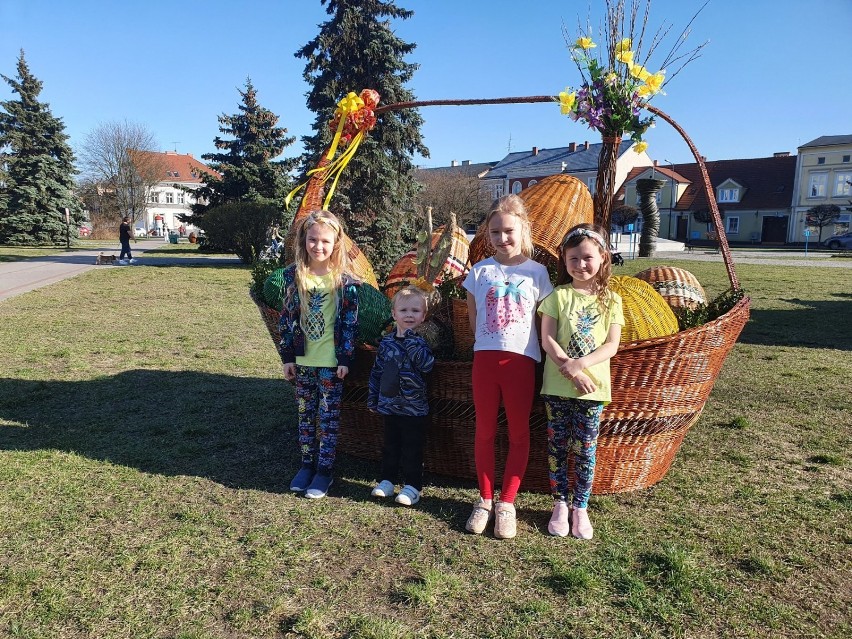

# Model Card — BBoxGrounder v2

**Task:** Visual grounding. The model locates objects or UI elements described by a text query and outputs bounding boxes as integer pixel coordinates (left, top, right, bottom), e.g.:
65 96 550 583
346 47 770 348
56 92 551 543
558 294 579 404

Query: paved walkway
0 243 241 302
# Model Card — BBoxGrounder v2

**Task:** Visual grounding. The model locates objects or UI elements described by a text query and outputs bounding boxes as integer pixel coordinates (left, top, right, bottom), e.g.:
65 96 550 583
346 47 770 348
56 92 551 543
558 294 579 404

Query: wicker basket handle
375 96 740 291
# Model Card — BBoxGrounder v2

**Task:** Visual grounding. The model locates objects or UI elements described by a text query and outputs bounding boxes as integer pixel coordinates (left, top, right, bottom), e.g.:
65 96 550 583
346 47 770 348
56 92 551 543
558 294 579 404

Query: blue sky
2 0 851 170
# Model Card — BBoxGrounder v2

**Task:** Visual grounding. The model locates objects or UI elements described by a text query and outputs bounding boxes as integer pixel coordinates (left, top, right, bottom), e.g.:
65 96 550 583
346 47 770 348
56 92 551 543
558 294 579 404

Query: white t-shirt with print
463 257 553 362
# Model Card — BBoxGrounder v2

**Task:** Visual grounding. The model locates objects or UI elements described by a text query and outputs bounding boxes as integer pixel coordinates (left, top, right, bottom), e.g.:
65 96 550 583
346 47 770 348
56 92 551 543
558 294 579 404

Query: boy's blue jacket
277 263 359 367
368 329 434 417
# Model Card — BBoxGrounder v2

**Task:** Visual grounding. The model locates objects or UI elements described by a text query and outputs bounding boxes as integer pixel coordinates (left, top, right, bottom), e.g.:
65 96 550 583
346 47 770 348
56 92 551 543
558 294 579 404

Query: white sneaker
395 485 421 506
117 259 128 265
371 480 395 498
129 258 137 264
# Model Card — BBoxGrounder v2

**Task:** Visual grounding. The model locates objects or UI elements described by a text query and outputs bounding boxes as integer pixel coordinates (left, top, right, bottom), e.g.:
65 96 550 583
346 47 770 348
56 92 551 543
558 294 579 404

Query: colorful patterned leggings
294 365 343 474
543 396 603 509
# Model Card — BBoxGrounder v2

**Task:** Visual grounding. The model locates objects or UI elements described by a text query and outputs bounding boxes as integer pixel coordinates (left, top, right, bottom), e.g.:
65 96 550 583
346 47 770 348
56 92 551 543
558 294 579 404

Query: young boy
367 285 435 506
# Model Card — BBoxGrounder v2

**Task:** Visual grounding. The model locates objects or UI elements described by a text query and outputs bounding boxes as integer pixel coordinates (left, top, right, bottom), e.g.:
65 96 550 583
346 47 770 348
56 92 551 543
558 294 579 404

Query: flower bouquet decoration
557 0 707 230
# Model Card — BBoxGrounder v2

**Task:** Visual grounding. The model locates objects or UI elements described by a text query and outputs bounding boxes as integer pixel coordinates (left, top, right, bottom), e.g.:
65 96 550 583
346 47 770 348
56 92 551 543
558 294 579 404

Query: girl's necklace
494 257 522 284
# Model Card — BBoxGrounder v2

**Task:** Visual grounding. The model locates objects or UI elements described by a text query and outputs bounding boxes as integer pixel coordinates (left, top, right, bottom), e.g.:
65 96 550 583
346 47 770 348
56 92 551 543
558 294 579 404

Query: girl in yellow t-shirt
538 223 624 540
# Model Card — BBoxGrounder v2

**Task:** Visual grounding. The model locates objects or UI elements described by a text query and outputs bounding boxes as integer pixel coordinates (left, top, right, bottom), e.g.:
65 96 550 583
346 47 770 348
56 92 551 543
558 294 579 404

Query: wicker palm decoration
609 275 679 344
385 213 470 300
469 174 594 270
634 266 707 310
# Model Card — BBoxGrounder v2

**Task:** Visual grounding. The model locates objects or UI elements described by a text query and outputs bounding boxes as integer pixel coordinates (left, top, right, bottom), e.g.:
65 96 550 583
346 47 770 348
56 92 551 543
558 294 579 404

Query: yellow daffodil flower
637 85 654 97
644 71 665 94
634 141 648 154
616 49 634 65
559 89 577 115
615 38 632 54
575 36 597 49
629 63 651 81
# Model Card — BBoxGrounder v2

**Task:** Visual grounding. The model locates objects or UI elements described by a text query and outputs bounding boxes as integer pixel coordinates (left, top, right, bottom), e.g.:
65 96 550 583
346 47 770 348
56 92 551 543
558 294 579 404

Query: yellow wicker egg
609 275 680 344
634 266 706 310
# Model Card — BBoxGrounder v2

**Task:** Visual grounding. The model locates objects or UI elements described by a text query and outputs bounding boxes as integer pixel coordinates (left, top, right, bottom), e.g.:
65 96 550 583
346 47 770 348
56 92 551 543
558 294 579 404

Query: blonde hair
392 285 429 311
485 194 534 258
292 210 349 306
556 222 613 310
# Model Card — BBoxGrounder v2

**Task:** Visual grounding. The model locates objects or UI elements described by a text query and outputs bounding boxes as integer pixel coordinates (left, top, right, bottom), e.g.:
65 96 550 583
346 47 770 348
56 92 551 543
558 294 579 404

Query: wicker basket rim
616 295 750 353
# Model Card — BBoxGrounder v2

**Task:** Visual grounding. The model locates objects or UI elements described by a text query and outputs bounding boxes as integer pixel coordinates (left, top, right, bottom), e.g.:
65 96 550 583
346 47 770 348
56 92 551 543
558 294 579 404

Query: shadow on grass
0 371 481 521
739 295 852 351
0 370 299 493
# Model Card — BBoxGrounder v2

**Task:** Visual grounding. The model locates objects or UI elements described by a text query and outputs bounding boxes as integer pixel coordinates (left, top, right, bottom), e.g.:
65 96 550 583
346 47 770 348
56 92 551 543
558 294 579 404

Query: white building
130 150 217 235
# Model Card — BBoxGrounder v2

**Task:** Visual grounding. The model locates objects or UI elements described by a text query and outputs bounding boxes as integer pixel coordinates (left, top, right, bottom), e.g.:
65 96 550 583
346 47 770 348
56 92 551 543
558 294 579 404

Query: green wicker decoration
609 275 679 344
261 267 287 311
357 282 393 346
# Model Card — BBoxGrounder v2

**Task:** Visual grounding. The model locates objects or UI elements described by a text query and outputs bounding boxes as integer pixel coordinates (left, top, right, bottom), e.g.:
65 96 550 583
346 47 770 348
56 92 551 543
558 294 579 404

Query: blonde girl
538 223 624 539
279 210 359 499
462 194 553 539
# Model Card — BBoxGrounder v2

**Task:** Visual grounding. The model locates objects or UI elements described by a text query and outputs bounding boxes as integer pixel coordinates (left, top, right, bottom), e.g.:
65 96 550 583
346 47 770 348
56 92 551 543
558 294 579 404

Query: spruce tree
297 0 429 277
0 50 82 245
186 78 297 226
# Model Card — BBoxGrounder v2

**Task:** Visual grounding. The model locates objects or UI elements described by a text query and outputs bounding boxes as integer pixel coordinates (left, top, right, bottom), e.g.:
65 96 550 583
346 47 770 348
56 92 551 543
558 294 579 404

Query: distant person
279 211 359 499
368 285 435 507
179 224 186 237
119 216 133 263
270 224 284 256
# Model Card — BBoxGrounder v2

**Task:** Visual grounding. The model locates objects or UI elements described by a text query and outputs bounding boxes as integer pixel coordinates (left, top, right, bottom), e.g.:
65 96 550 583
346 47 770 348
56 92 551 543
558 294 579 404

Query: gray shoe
493 501 517 539
465 497 493 534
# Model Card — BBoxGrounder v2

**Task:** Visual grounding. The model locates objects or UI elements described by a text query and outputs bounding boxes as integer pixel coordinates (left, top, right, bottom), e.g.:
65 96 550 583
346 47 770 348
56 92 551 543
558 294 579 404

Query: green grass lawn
0 257 849 638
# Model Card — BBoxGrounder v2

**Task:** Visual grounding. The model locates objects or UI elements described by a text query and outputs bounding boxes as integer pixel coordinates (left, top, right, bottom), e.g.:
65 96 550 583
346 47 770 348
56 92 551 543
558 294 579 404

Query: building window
148 192 159 203
834 172 852 197
528 180 538 187
587 176 597 192
808 173 828 197
843 155 850 163
726 216 740 234
511 181 522 194
177 191 185 205
165 192 174 204
492 183 503 199
817 157 825 164
173 171 180 178
718 188 739 203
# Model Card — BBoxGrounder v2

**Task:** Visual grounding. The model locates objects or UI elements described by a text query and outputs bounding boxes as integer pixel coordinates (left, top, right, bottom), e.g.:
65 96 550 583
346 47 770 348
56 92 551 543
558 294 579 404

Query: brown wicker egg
634 266 706 309
469 174 594 269
609 275 679 344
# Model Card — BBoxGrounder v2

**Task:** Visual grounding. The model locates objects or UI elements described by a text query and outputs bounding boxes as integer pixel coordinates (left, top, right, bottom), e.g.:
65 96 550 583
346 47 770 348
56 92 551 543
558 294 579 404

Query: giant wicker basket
251 98 751 494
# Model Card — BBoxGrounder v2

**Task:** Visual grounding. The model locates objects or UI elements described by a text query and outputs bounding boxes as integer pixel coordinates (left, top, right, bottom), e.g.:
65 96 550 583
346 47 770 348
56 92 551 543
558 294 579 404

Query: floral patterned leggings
295 365 343 474
543 396 604 509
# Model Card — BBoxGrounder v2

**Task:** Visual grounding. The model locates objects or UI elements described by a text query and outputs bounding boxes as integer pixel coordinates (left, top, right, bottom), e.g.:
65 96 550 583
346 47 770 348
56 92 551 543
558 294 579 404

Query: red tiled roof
128 150 221 182
616 156 796 211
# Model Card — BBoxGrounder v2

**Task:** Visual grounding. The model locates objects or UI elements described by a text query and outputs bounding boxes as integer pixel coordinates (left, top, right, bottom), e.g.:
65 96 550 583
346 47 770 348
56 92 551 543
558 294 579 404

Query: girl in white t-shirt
462 195 553 539
538 223 624 540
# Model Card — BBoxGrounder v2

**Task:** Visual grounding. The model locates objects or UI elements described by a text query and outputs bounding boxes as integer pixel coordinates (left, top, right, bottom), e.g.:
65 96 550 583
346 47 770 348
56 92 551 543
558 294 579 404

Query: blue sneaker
304 473 333 499
289 466 314 492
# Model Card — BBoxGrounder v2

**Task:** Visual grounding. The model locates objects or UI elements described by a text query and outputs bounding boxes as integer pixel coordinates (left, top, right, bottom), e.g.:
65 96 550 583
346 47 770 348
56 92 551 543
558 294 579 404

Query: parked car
822 231 852 250
134 226 148 237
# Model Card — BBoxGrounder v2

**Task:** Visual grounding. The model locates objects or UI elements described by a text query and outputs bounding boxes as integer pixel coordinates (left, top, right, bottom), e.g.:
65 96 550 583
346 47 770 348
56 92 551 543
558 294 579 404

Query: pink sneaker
547 500 571 537
571 507 594 540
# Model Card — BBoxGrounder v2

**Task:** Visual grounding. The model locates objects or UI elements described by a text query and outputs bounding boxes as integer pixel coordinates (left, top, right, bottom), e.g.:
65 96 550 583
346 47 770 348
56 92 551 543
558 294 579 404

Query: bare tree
805 204 841 243
78 120 164 231
414 169 491 229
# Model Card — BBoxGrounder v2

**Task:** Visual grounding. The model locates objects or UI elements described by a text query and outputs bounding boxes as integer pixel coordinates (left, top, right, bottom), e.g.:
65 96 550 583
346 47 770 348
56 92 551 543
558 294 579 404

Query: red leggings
472 350 535 503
